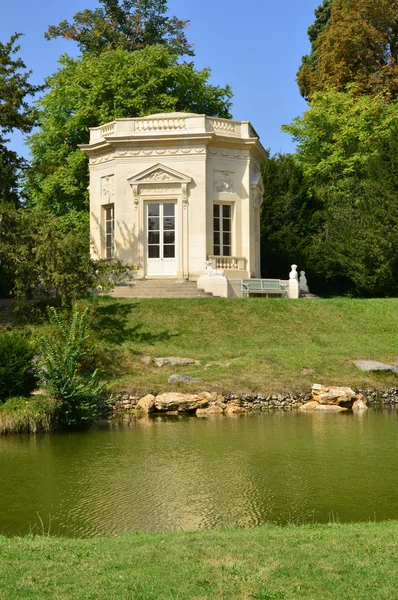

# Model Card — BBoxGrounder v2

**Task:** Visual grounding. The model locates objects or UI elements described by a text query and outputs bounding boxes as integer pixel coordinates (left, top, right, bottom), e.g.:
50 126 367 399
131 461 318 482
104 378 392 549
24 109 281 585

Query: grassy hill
65 296 398 396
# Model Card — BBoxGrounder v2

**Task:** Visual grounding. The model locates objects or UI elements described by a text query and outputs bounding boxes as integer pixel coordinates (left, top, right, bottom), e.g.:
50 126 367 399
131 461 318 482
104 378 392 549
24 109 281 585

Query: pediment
128 163 192 186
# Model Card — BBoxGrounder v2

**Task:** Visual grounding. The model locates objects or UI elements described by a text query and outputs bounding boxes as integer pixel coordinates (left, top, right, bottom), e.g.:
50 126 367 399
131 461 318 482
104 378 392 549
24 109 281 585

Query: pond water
1 410 398 537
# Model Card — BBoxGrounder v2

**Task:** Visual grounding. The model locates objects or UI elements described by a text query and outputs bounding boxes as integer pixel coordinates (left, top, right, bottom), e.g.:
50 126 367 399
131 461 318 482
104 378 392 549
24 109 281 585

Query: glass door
146 202 177 276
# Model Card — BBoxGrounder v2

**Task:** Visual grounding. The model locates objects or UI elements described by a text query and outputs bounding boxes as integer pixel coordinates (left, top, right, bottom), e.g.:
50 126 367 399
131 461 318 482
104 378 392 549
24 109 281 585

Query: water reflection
1 410 398 537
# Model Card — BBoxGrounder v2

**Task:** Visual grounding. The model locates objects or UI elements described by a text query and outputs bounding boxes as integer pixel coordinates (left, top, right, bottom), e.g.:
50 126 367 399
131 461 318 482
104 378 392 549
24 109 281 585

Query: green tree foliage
274 91 398 295
299 0 398 101
283 91 397 194
0 204 129 309
297 0 334 98
260 154 321 280
308 122 398 296
0 33 41 205
0 330 37 401
39 305 108 426
45 0 193 57
26 46 232 215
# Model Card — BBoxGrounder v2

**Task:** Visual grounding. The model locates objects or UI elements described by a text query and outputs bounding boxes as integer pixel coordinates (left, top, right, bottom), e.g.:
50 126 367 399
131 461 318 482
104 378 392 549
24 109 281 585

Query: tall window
104 204 115 259
213 204 231 256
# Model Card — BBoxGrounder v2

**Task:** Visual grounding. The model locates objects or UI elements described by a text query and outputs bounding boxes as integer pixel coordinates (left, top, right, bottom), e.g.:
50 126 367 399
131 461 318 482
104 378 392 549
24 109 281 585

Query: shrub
39 305 108 426
0 330 37 402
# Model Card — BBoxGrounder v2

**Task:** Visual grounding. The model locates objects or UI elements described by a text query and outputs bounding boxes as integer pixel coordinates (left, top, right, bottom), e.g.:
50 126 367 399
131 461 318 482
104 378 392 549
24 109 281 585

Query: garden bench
241 278 286 298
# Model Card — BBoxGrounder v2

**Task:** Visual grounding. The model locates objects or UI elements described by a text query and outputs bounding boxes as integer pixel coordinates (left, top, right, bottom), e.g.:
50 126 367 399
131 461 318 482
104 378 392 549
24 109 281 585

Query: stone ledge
111 387 398 415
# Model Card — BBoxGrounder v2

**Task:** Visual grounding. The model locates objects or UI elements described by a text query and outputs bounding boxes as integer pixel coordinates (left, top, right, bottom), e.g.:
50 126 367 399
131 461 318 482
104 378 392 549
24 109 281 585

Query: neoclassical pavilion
80 112 267 281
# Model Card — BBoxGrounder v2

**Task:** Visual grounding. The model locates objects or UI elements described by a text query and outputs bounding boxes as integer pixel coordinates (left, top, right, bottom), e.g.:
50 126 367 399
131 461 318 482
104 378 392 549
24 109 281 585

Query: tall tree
45 0 193 57
299 0 398 101
297 0 334 98
26 46 232 217
281 90 398 295
308 124 398 297
0 34 41 205
260 154 321 280
283 91 397 194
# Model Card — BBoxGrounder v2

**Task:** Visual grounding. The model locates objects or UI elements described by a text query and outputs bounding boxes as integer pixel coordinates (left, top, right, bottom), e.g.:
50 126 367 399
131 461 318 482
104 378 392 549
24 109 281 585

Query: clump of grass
0 396 57 434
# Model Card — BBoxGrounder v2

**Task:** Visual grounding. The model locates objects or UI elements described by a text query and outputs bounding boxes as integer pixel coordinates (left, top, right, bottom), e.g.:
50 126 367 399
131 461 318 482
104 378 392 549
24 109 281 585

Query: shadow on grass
91 300 178 346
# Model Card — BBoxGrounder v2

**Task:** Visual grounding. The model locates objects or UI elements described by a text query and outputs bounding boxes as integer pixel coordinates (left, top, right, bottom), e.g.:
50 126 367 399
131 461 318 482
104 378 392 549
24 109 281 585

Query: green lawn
60 296 398 396
1 522 397 599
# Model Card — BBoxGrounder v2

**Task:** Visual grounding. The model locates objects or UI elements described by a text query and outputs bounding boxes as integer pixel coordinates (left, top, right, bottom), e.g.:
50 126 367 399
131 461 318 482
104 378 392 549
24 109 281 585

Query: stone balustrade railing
135 118 187 132
100 123 116 137
208 255 247 270
209 118 236 134
90 116 254 142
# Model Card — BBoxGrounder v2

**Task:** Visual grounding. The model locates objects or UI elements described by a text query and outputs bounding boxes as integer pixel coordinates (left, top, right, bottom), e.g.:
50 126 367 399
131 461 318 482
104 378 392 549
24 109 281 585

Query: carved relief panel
213 171 235 194
101 175 115 203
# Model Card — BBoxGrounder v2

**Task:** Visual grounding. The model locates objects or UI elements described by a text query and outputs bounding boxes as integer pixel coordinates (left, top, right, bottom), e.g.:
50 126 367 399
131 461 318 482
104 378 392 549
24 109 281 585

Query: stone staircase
106 279 214 299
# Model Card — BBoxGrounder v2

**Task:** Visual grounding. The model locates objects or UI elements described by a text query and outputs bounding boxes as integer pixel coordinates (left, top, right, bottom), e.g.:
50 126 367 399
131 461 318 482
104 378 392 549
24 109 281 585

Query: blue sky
1 0 320 157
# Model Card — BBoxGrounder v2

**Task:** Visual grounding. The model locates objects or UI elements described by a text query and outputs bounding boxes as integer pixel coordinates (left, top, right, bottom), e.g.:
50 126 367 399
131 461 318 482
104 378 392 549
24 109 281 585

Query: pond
1 410 398 537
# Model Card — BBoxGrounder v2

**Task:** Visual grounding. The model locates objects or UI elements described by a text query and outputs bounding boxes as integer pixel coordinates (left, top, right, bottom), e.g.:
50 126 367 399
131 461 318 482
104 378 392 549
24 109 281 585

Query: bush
0 330 37 402
39 305 108 426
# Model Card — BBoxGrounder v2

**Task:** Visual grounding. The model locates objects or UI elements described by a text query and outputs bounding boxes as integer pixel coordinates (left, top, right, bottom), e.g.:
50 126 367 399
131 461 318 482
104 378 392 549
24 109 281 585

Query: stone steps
105 279 214 299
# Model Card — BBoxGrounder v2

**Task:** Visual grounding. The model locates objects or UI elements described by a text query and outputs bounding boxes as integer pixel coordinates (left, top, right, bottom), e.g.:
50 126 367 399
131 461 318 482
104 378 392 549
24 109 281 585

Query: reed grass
0 396 56 434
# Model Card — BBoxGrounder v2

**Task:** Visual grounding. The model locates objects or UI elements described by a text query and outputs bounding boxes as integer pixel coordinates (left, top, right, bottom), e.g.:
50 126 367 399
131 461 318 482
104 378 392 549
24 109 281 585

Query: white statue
289 264 298 280
299 270 309 294
203 260 225 278
287 264 300 299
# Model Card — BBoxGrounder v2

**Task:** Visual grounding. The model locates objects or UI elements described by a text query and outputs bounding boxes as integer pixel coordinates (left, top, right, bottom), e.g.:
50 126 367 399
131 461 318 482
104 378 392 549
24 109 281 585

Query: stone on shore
154 392 215 412
299 401 319 411
313 404 348 412
196 404 224 417
224 404 246 415
354 360 398 374
312 384 356 405
155 357 200 367
352 394 368 411
141 355 152 365
168 374 203 384
137 394 156 413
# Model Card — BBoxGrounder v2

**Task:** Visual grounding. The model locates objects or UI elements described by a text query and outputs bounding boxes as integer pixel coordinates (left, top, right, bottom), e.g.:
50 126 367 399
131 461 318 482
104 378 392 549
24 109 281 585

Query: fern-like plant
39 304 108 426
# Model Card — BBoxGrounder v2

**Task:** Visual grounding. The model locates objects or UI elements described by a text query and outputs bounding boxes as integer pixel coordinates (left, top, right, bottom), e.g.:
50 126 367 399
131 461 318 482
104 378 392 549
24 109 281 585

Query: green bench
241 279 286 298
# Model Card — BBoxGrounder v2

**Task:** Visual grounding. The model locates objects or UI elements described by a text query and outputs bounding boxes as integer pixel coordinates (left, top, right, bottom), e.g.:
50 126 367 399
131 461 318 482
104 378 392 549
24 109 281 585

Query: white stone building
80 112 267 284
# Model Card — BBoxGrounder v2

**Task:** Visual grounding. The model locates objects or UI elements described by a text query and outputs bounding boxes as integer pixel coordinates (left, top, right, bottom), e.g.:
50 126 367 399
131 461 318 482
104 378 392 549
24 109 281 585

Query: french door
146 202 177 276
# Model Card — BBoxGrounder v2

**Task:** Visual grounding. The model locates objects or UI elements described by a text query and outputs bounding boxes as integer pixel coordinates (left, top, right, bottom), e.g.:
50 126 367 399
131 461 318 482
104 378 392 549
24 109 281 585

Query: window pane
223 245 231 256
223 218 231 232
148 231 160 245
163 203 175 217
148 245 160 258
163 245 175 258
222 205 231 218
214 204 220 218
148 203 160 217
213 217 220 232
214 245 220 256
223 232 231 246
163 231 175 244
163 217 175 231
104 204 114 260
214 232 220 246
148 217 160 231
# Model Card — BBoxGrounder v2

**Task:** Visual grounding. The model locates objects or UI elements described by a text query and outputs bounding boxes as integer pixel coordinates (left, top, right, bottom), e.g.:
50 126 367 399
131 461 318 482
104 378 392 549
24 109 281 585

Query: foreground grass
1 522 397 599
68 296 398 396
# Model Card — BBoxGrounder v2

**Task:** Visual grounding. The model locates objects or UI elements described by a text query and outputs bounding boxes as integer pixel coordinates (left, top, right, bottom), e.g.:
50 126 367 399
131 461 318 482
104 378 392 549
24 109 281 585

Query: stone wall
112 388 398 415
